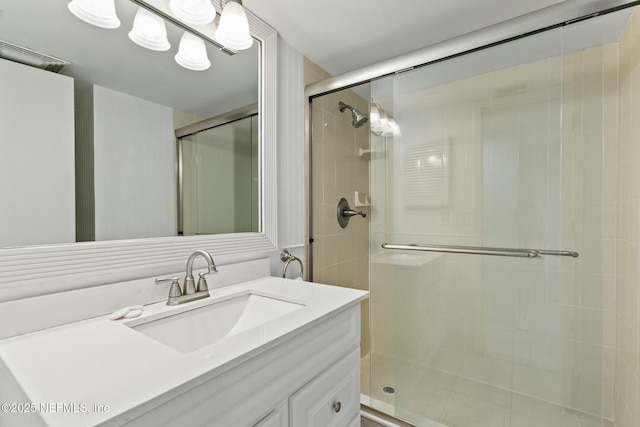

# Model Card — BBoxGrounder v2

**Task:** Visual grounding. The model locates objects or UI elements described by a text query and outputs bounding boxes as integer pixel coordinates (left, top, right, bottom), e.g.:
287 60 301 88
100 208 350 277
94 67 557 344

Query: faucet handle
196 272 210 293
155 277 182 303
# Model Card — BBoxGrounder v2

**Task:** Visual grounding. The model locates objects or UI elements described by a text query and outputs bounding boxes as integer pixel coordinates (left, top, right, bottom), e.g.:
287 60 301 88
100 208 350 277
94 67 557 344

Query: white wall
88 85 176 241
0 58 75 247
269 38 306 277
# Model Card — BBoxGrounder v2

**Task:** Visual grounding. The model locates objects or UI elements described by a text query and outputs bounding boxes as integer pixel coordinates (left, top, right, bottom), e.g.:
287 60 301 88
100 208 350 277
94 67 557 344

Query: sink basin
129 292 305 353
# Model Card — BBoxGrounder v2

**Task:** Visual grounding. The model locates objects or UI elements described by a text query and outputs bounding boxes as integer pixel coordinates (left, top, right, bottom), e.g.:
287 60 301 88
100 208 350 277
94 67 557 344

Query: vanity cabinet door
289 348 360 427
254 409 284 427
208 401 287 427
347 415 360 427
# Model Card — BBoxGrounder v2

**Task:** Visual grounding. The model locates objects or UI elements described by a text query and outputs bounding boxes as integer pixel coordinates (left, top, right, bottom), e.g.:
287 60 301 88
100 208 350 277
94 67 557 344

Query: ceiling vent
0 40 70 73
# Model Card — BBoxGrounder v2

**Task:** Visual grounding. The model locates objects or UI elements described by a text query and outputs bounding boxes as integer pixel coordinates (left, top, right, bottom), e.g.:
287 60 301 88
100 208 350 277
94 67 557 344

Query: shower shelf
354 191 370 207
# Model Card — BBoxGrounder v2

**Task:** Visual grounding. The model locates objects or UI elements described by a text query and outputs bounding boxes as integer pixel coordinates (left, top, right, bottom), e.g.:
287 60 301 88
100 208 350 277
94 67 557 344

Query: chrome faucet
183 250 218 295
155 250 217 305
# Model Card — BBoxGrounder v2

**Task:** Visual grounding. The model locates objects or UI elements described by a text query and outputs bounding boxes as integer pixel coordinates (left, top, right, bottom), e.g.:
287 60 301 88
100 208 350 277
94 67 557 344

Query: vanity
0 260 368 427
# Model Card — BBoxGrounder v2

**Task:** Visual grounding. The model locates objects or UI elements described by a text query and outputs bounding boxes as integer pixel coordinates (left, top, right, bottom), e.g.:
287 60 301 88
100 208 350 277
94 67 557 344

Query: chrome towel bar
381 243 579 259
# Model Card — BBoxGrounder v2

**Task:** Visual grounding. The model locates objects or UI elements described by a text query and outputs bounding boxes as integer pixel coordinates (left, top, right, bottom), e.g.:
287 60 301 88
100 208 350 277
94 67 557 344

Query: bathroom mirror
0 0 261 245
0 0 277 298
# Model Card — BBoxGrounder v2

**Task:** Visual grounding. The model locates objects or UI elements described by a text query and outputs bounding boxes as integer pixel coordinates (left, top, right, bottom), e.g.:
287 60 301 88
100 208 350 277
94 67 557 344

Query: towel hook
281 249 304 279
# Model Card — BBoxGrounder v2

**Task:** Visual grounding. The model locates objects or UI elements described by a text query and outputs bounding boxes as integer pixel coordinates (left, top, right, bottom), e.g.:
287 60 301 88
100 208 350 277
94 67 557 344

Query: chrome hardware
155 276 183 306
280 249 304 279
337 198 366 228
381 243 579 259
155 250 218 306
333 401 342 413
183 250 217 295
338 101 368 128
197 272 210 293
534 249 580 257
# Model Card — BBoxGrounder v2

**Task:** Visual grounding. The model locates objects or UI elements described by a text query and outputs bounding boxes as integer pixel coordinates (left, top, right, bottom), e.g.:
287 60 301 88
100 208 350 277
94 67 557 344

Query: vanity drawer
289 348 360 427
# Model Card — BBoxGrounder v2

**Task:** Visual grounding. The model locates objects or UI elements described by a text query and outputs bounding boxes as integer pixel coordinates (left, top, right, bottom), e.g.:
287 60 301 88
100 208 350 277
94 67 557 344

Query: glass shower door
367 8 623 426
178 114 259 235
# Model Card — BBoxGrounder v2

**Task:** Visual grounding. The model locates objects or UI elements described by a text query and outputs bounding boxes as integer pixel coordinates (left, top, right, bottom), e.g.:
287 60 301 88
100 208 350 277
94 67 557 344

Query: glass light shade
372 109 390 135
369 103 381 125
169 0 216 26
67 0 120 29
382 119 402 138
175 32 211 71
215 1 253 51
128 8 171 51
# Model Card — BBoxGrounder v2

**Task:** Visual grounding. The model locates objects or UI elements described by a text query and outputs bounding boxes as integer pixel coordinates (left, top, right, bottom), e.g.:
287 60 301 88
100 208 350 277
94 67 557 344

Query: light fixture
371 107 389 134
370 103 402 137
215 0 253 51
369 103 381 124
66 2 220 72
128 7 171 51
67 0 120 29
169 0 216 26
382 119 402 137
175 32 211 71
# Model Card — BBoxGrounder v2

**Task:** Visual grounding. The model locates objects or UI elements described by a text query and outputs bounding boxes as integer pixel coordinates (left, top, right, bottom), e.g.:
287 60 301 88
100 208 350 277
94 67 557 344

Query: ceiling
0 0 633 116
243 0 570 76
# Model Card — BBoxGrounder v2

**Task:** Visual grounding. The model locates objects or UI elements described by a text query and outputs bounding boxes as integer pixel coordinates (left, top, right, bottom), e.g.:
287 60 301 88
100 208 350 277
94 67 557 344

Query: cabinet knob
333 401 342 413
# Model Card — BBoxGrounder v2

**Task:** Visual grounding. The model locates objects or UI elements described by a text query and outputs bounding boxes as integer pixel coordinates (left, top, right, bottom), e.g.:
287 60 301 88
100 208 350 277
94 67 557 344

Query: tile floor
361 353 614 427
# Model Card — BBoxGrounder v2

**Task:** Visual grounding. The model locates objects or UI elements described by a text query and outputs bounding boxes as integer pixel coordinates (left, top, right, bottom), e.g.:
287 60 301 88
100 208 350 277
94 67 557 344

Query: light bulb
215 1 253 51
169 0 216 26
67 0 120 29
175 32 211 71
369 103 381 125
372 109 390 135
128 8 171 51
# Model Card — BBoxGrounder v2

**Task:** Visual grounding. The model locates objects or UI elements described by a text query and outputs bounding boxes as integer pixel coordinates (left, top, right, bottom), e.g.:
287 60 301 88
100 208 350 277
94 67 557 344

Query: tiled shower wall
306 59 371 357
615 8 640 427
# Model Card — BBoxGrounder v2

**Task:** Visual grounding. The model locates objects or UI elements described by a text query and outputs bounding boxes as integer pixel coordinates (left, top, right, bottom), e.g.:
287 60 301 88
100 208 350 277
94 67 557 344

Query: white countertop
0 276 368 427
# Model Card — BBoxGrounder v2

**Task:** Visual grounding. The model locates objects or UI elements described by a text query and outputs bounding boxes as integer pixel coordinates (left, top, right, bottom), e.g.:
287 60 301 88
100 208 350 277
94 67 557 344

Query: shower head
338 101 368 128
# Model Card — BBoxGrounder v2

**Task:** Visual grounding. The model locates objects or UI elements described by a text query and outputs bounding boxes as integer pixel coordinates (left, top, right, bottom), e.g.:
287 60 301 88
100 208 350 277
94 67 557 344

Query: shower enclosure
176 106 259 236
308 2 639 426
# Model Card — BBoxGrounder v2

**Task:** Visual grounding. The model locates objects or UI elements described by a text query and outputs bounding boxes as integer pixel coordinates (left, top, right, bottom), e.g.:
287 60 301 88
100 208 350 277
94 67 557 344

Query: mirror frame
0 2 278 301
